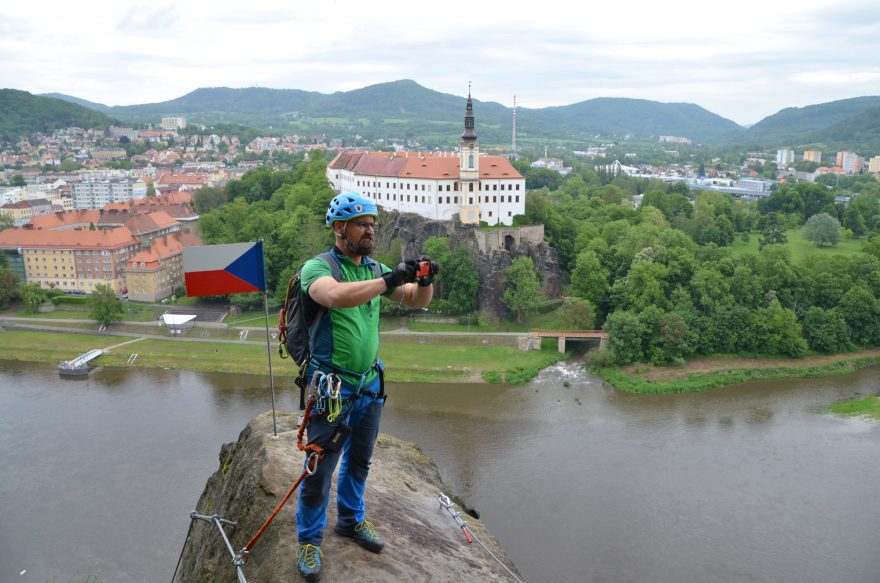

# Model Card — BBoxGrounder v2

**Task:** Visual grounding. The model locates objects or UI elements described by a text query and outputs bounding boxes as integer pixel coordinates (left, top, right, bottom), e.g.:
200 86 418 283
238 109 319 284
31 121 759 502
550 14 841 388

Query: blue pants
296 378 384 546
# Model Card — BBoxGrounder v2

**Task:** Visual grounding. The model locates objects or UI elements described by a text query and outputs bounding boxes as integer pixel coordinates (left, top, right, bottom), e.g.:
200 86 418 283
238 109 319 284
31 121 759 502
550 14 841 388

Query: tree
0 267 18 309
764 300 808 358
443 245 479 313
0 214 13 230
193 186 227 214
557 297 595 329
502 256 543 324
802 307 850 353
88 284 124 327
603 310 645 364
570 249 609 305
803 212 841 247
19 283 46 313
759 213 787 249
838 285 880 345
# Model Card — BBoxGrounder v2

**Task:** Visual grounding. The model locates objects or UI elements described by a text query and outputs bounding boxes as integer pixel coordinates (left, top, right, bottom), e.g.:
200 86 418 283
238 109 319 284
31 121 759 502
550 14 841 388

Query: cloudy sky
2 0 879 126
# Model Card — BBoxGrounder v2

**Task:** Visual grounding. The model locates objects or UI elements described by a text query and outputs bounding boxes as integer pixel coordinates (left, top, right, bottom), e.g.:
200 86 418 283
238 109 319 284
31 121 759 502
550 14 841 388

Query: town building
161 116 187 131
0 226 140 293
72 177 148 209
839 152 864 174
0 198 54 226
326 91 525 226
776 149 795 168
125 231 201 302
868 155 880 175
803 149 822 164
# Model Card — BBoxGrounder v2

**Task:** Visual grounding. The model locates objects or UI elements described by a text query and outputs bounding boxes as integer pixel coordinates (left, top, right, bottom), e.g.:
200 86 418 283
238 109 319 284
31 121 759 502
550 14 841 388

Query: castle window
493 184 497 190
469 183 474 192
455 197 459 204
493 196 497 203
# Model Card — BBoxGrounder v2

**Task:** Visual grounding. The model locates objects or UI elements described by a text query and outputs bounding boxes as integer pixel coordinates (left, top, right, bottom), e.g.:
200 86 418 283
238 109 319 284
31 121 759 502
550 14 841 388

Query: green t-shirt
300 249 391 384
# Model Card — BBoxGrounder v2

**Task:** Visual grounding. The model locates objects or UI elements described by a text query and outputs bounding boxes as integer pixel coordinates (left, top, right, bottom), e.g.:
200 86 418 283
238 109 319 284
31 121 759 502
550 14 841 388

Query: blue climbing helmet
325 192 379 226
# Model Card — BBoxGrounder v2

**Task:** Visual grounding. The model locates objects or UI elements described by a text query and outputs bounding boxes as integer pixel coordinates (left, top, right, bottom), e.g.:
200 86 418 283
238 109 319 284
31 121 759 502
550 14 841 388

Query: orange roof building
326 92 524 225
125 231 202 302
0 226 140 293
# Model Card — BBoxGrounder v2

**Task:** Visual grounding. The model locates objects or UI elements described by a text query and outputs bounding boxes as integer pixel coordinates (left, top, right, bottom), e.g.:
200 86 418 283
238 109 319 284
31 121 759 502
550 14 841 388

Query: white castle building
326 92 525 226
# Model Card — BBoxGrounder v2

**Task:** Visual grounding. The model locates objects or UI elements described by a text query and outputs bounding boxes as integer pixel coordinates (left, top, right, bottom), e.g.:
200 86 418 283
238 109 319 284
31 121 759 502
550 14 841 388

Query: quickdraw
438 492 525 583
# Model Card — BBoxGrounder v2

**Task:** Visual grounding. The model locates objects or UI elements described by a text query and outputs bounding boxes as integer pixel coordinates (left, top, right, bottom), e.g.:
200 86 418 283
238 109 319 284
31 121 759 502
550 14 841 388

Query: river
0 360 878 583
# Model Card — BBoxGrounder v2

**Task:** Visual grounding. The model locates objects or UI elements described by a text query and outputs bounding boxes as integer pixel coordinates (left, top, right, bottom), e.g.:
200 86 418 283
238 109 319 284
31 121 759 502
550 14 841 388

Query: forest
192 151 880 367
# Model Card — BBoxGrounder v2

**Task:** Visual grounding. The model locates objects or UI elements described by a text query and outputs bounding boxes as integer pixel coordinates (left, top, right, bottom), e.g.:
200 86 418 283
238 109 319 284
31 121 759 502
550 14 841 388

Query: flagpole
257 238 278 438
263 288 278 438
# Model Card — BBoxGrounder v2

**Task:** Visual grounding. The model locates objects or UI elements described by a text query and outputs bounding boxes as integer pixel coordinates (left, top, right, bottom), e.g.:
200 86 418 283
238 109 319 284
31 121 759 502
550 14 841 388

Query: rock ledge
174 411 521 583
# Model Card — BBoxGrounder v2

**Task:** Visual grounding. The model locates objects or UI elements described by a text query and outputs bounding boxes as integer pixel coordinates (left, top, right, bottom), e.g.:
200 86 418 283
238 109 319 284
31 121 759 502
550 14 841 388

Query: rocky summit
174 411 522 583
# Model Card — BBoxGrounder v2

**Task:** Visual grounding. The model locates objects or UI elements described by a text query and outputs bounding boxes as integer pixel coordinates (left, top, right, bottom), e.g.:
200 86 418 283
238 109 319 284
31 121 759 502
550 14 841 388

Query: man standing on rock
295 192 435 582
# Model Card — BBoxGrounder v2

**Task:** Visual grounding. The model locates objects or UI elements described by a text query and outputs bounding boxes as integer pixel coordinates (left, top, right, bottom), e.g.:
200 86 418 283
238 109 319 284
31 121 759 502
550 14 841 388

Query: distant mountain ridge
41 80 741 145
19 81 880 153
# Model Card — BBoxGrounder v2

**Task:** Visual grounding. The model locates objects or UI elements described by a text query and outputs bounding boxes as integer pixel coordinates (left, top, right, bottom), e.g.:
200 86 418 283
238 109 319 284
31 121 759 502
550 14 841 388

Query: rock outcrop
378 211 562 319
174 411 521 583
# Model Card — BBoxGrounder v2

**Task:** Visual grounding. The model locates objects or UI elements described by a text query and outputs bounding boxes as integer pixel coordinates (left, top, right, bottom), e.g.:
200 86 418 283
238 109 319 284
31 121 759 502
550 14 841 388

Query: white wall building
776 149 795 168
72 178 147 209
161 116 187 131
326 92 525 226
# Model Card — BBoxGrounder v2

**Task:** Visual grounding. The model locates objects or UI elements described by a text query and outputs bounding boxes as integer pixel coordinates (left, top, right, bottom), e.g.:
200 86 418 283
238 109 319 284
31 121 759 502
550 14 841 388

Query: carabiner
305 452 320 475
326 374 341 400
308 371 324 399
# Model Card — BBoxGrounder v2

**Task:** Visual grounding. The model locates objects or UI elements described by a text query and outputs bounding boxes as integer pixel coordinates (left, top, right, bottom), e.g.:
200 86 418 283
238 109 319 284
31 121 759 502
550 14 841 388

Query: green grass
826 396 880 419
594 357 880 394
0 329 566 384
13 307 157 322
730 229 865 261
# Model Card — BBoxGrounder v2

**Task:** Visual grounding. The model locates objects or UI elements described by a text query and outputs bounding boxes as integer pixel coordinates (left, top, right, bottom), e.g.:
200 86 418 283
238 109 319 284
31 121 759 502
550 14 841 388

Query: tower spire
462 82 477 143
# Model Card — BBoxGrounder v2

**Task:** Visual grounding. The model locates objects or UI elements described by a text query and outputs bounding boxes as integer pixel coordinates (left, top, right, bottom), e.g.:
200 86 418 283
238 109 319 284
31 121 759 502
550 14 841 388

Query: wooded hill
0 89 117 139
12 81 880 154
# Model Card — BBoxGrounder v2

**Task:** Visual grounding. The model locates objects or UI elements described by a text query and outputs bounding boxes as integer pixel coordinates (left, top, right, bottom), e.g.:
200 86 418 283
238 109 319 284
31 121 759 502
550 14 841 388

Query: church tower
459 85 480 182
458 85 482 225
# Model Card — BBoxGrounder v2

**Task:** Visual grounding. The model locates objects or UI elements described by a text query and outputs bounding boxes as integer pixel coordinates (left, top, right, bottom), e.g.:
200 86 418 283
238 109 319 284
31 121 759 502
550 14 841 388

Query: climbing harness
171 375 336 583
438 492 525 583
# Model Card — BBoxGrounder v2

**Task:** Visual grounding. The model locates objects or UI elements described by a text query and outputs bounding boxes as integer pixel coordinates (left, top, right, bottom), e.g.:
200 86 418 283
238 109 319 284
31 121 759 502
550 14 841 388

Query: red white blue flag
183 241 267 297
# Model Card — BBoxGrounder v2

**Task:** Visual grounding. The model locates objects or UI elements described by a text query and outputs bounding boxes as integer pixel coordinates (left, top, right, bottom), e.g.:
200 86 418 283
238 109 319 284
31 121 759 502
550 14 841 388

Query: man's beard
342 231 374 256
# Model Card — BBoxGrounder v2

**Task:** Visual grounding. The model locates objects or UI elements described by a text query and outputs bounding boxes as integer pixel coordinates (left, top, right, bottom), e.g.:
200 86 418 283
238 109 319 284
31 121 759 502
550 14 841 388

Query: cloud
117 5 181 32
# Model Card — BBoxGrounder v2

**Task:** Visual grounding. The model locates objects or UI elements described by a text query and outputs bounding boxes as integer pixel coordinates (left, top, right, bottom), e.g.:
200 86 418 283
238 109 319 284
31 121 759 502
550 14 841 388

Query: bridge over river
528 329 608 353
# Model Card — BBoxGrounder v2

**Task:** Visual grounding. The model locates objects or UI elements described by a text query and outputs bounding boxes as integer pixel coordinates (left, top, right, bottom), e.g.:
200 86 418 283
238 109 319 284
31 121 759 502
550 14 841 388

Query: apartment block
0 226 139 292
125 232 201 301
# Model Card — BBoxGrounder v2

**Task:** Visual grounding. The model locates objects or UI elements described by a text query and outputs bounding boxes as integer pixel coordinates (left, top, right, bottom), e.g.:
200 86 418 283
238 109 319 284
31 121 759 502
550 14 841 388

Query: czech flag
183 241 267 297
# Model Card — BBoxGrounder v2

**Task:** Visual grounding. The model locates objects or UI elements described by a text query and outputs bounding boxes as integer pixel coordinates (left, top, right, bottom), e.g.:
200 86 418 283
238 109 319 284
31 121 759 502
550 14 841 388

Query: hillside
536 97 742 143
806 105 880 156
0 89 117 138
46 80 741 146
739 96 880 147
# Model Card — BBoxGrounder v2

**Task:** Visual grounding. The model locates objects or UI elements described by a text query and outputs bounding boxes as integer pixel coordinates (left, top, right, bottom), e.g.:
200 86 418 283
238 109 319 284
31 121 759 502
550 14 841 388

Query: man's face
338 217 377 256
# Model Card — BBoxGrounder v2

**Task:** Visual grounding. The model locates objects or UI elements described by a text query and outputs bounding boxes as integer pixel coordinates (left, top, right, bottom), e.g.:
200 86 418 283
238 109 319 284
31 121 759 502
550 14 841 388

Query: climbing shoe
297 543 322 582
335 520 385 553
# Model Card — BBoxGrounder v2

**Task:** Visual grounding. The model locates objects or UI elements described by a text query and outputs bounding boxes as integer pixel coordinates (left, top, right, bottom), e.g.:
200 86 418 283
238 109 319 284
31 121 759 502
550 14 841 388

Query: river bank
0 327 564 384
597 350 880 394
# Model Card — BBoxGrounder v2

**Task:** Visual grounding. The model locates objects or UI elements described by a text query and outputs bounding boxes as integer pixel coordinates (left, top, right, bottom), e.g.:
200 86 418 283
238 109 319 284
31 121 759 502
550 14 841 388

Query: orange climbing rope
237 397 325 563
